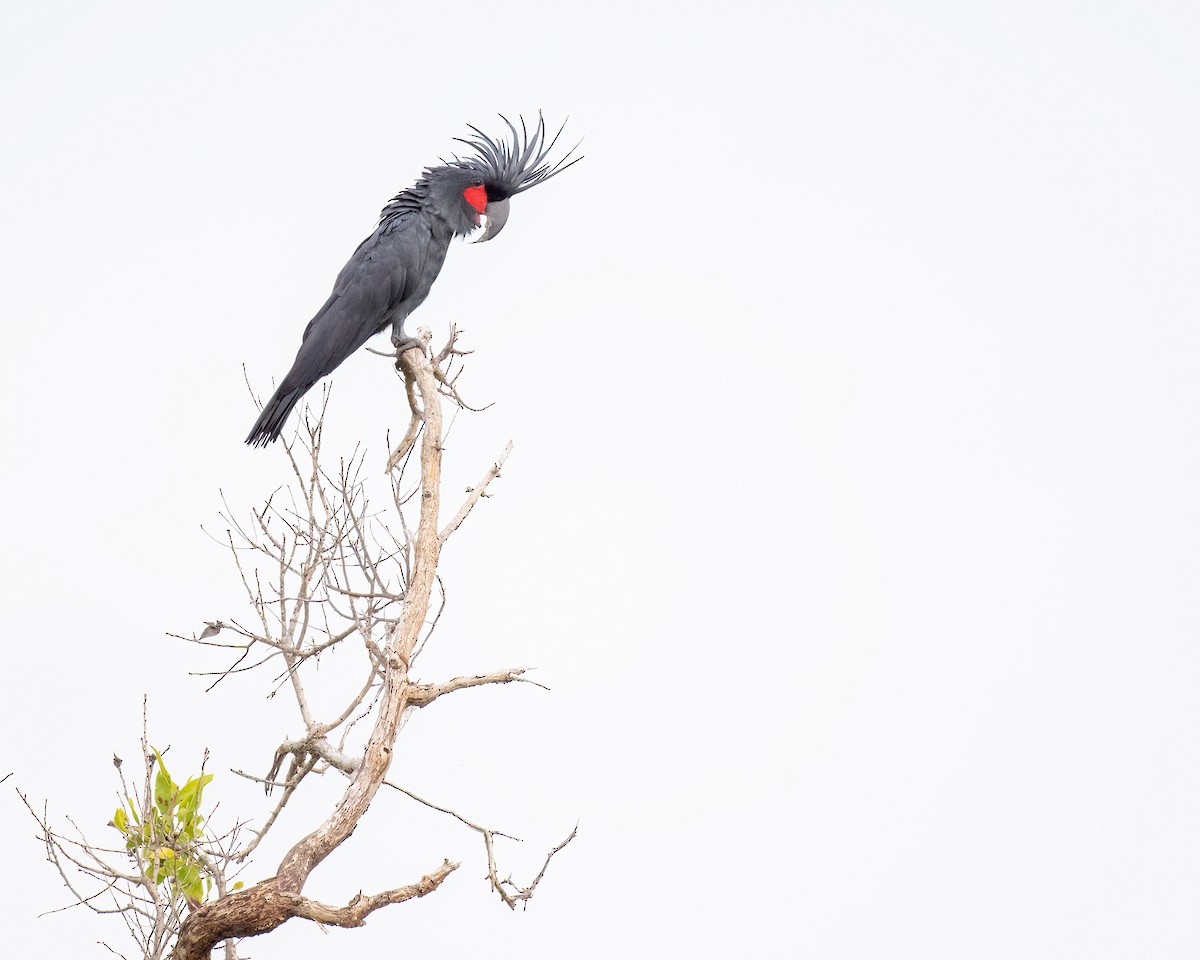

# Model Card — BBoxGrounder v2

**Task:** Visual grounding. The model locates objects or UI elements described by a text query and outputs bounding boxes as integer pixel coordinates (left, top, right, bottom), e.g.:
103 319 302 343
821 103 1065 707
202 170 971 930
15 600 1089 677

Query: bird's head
425 114 581 242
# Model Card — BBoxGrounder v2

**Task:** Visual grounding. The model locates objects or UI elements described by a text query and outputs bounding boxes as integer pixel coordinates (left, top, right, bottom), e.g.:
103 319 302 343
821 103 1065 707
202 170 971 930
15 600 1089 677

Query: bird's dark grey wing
296 231 407 375
245 229 410 446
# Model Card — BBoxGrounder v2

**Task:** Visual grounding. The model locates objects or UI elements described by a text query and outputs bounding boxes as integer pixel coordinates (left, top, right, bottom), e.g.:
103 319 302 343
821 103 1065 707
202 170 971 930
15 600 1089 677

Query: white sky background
1 1 1198 956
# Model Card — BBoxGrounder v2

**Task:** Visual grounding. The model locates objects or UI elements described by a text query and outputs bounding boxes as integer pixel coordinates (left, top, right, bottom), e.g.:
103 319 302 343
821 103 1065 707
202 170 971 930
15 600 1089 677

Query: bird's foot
391 335 424 367
390 326 433 367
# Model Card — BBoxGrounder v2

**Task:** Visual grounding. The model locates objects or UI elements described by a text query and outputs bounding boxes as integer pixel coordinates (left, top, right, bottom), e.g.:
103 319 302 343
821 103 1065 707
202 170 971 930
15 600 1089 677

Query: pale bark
175 342 451 960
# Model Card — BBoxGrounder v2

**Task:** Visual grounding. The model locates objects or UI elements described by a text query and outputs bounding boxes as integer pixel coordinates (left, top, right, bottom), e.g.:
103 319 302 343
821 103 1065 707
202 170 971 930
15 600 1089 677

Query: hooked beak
476 197 510 242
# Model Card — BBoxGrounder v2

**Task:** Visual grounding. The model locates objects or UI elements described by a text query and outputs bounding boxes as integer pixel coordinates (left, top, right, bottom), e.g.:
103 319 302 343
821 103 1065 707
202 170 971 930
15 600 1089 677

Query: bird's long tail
245 382 309 447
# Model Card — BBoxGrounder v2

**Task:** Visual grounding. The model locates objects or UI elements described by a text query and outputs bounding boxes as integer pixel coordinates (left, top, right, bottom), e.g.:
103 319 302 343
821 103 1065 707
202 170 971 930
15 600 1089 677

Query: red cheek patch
463 184 488 214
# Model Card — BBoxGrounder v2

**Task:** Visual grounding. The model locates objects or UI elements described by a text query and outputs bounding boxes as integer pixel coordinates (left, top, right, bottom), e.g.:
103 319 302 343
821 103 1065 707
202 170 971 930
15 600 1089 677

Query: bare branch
287 859 458 927
384 781 576 910
31 328 573 958
175 336 449 959
515 822 579 907
439 440 513 544
384 782 520 841
406 668 547 707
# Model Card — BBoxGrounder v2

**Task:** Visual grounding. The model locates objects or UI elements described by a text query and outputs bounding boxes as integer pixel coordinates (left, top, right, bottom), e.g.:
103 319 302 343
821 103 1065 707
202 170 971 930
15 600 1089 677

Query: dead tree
21 329 573 959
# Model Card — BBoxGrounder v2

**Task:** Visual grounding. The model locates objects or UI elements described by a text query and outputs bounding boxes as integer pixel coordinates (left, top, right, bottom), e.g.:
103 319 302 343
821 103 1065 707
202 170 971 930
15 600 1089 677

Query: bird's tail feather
245 383 309 447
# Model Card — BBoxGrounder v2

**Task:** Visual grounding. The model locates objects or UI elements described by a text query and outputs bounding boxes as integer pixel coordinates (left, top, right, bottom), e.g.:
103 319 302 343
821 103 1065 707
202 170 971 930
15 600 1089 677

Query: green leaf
120 750 220 904
178 773 213 810
232 881 244 891
153 749 176 816
174 862 206 905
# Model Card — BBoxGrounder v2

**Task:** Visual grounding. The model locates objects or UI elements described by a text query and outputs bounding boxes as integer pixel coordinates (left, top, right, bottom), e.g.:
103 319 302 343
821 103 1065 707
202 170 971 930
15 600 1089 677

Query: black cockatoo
245 115 579 447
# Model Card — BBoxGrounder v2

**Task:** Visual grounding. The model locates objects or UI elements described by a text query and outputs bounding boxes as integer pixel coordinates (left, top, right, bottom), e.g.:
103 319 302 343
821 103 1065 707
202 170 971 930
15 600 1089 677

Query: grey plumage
245 114 580 447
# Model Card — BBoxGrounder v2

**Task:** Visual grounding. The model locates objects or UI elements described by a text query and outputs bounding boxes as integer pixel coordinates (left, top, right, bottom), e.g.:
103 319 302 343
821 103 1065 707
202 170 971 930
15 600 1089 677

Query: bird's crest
448 112 582 200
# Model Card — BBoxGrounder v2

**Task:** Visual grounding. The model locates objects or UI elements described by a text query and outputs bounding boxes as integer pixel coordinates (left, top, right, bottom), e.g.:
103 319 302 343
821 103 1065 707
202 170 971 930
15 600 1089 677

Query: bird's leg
390 321 423 365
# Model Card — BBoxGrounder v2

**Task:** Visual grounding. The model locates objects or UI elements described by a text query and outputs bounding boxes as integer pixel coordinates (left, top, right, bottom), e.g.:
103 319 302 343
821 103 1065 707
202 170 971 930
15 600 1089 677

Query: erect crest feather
448 112 582 200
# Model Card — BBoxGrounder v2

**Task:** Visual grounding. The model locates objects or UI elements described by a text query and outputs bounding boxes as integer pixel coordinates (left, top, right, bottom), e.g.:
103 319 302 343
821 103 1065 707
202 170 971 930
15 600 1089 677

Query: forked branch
25 329 572 960
175 338 449 959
